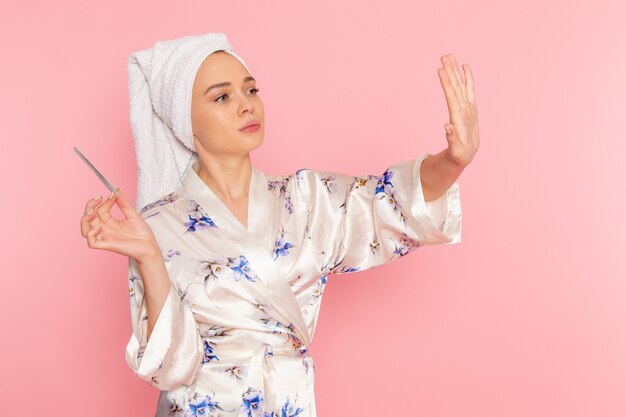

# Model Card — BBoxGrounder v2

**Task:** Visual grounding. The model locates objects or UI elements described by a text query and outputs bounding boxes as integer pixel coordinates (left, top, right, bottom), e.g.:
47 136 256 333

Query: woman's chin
240 135 264 152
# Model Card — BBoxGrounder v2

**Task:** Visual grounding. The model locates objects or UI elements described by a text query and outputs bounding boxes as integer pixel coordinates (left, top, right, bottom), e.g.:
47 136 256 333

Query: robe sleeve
125 256 204 390
298 153 462 275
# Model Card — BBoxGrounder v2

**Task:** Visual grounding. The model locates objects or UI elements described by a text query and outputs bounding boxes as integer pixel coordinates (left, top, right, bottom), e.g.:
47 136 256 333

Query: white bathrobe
125 153 461 416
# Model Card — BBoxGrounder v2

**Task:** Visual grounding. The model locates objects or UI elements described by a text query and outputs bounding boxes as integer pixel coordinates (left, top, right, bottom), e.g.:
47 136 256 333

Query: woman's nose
238 93 255 113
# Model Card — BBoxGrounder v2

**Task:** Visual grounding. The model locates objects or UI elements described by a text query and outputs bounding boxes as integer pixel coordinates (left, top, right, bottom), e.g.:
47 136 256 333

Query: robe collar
181 159 312 349
182 159 270 248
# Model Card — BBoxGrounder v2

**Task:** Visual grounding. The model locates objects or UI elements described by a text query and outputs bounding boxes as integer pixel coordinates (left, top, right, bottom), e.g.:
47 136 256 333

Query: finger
95 190 117 223
441 55 464 107
448 54 467 103
462 63 476 104
437 67 461 116
89 216 103 230
84 194 103 214
81 209 98 237
114 188 139 219
87 225 112 251
86 225 104 249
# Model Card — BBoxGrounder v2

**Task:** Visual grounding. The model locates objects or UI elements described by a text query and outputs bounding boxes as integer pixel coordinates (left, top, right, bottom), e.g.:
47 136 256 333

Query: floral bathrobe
125 153 462 417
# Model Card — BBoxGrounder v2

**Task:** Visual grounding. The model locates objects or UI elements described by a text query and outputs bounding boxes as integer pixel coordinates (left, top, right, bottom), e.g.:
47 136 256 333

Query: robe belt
216 342 313 392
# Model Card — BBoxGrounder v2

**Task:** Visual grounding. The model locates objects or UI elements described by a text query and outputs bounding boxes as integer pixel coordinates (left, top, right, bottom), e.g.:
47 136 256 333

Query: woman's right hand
80 189 160 263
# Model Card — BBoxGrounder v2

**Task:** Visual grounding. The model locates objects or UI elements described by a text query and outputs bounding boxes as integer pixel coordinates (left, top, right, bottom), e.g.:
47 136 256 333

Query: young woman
79 33 478 417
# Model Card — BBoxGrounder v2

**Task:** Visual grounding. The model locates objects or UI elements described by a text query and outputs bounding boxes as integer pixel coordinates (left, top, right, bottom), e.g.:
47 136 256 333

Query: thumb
444 123 460 143
114 188 139 219
444 123 454 136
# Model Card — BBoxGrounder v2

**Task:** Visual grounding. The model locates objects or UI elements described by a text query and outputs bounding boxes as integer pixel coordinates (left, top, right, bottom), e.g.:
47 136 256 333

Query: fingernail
94 194 101 201
115 188 120 197
109 191 115 200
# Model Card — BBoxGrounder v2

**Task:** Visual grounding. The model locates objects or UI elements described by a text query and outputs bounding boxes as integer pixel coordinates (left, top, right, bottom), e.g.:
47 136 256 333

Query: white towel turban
127 32 250 212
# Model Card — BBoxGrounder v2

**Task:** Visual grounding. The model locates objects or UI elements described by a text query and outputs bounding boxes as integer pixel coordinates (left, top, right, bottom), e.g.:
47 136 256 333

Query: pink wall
2 0 625 415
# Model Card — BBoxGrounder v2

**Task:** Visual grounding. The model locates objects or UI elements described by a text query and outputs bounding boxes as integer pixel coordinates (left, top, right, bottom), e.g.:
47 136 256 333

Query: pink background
2 0 625 415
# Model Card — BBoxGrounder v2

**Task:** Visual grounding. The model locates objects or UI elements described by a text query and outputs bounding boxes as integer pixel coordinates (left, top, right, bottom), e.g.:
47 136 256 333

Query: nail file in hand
74 146 117 193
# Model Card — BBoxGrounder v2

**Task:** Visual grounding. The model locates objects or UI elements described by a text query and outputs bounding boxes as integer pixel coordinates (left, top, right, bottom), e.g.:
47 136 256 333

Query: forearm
136 250 172 343
419 149 465 202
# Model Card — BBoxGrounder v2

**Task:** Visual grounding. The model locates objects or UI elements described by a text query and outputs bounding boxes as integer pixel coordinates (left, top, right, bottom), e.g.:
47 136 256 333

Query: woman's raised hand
437 54 480 168
80 189 160 263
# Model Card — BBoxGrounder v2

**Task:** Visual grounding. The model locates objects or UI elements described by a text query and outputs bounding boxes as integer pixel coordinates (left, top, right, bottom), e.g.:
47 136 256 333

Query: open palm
437 54 480 168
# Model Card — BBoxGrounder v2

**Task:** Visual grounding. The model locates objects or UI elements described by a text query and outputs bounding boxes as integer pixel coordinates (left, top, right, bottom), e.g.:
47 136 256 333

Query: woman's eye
215 88 260 102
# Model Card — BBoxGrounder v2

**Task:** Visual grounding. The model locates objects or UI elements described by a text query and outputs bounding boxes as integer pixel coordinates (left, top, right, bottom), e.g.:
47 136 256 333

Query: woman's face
191 51 264 158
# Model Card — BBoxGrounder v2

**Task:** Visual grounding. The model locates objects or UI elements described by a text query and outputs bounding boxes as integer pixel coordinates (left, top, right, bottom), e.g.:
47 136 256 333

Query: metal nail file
74 146 117 193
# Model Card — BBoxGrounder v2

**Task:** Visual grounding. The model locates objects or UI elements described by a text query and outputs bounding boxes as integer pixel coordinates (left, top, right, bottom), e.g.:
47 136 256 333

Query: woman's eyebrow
203 76 256 96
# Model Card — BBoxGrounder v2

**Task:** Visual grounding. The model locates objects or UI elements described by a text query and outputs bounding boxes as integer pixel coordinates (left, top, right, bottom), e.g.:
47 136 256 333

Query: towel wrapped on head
127 32 250 212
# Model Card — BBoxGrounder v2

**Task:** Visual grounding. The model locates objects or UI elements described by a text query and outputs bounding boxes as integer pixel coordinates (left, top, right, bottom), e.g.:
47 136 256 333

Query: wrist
443 148 469 170
136 241 162 266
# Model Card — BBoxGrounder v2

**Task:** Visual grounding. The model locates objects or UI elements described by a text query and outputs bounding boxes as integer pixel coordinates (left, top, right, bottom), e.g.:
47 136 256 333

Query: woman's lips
239 123 260 132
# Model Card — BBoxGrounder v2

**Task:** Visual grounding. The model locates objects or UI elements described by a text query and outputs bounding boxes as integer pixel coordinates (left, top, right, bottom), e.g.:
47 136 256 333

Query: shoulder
265 172 291 192
289 167 375 196
279 168 378 213
271 167 352 189
137 189 185 221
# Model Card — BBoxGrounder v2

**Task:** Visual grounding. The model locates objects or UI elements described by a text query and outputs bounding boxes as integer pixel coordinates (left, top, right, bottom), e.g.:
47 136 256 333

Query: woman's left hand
438 54 480 168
